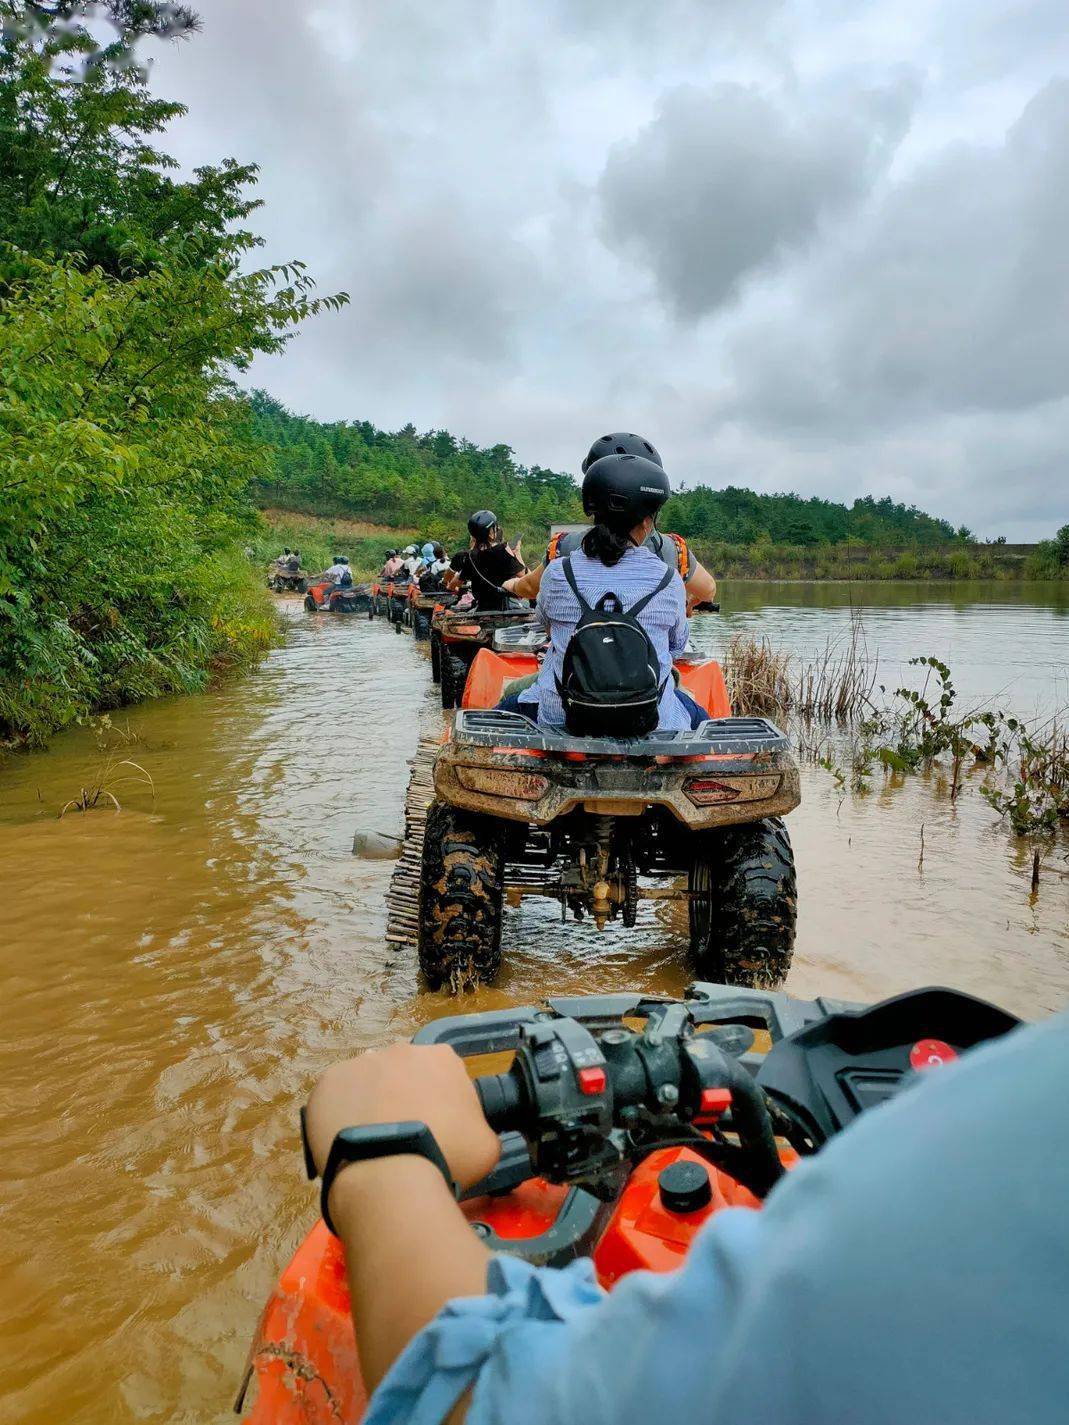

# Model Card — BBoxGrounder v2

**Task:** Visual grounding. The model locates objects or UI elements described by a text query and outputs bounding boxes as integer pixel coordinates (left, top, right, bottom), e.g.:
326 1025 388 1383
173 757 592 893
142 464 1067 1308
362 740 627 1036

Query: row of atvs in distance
244 555 1031 1425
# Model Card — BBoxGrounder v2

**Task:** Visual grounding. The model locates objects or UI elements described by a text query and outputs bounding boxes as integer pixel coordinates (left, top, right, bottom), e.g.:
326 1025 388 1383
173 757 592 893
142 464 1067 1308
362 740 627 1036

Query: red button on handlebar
697 1088 732 1119
910 1039 958 1071
578 1066 606 1096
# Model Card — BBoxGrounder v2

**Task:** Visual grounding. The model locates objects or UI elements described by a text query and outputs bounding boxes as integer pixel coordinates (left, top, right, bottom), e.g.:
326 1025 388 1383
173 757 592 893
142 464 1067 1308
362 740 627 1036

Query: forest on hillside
250 393 973 550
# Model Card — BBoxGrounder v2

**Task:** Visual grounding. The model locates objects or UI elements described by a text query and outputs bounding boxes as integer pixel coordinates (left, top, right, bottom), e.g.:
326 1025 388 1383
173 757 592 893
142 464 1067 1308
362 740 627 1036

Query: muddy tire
413 609 430 641
440 647 458 708
430 633 442 683
418 803 505 991
688 818 797 989
303 594 317 612
444 650 468 708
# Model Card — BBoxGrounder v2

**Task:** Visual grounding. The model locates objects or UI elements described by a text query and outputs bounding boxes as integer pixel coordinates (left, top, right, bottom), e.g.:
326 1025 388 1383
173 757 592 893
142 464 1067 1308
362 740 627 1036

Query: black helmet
333 553 343 562
582 453 670 527
581 432 663 474
340 555 349 564
468 509 498 541
283 547 291 555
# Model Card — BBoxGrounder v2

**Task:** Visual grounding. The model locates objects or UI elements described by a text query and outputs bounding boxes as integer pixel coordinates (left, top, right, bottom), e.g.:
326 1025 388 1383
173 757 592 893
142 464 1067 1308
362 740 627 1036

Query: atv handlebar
471 1007 784 1199
473 1072 526 1132
692 600 720 612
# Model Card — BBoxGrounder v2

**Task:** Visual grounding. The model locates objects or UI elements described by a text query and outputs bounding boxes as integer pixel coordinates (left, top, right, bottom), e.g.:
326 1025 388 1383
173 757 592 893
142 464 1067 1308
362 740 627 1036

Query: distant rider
501 433 717 613
381 551 404 580
401 546 424 579
445 512 525 613
325 554 353 588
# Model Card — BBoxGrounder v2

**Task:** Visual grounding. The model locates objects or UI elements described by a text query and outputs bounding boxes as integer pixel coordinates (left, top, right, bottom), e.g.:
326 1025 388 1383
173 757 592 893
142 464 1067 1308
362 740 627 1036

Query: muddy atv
303 579 373 614
417 631 800 992
407 583 453 641
380 579 414 629
239 982 1019 1424
267 560 308 593
434 604 537 709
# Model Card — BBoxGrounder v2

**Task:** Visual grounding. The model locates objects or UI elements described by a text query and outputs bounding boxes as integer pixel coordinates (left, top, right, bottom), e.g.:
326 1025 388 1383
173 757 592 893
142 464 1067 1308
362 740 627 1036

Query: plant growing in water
981 718 1069 837
58 756 155 817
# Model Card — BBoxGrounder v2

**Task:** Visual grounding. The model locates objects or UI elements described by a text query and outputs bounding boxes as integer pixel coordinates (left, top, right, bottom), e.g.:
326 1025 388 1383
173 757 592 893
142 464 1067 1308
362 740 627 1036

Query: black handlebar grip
474 1072 526 1132
693 600 720 613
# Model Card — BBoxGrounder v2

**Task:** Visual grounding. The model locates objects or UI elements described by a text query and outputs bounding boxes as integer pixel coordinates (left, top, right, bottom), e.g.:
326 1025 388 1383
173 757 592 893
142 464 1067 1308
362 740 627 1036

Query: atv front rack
453 709 790 758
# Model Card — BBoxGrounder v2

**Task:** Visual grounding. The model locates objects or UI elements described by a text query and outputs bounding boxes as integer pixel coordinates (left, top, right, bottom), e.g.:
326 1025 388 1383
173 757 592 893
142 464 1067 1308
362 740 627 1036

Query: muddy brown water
2 583 1067 1423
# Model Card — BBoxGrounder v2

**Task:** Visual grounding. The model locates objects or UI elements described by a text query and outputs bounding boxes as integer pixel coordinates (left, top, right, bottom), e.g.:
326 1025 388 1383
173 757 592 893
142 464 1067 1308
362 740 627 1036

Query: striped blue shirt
519 544 690 730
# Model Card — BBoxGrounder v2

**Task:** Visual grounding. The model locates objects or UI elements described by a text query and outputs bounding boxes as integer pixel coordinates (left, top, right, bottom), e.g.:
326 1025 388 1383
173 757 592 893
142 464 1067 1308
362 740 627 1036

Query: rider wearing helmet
501 454 707 731
501 433 717 612
325 554 353 588
445 511 525 612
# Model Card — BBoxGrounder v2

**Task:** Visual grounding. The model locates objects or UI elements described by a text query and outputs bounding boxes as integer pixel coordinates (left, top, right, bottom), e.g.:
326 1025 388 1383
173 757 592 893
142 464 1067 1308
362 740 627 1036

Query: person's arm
685 559 716 613
502 561 545 600
303 1044 500 1402
352 1012 1066 1425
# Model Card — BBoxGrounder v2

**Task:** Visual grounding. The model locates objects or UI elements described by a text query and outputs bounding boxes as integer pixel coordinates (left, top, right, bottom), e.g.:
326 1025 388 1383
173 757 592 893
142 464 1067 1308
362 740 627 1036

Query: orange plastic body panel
594 1147 762 1283
245 1183 568 1424
461 649 730 720
462 650 540 709
307 580 332 605
676 661 730 718
243 1147 797 1422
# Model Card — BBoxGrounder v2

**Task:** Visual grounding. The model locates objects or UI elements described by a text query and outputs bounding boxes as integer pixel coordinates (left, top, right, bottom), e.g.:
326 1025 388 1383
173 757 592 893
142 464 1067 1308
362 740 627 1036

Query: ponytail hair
581 521 632 568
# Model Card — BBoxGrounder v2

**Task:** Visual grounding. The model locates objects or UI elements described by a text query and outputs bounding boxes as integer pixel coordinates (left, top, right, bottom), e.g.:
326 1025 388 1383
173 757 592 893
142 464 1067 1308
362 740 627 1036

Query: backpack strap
624 565 675 620
560 555 594 615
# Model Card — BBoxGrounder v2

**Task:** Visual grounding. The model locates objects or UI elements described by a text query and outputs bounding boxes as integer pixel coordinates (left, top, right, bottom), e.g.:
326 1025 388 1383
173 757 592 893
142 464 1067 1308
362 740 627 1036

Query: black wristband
316 1121 456 1235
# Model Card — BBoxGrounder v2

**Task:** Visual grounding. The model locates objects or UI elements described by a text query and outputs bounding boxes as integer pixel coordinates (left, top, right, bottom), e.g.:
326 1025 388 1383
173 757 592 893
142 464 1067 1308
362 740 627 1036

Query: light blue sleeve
667 576 689 654
365 1011 1069 1425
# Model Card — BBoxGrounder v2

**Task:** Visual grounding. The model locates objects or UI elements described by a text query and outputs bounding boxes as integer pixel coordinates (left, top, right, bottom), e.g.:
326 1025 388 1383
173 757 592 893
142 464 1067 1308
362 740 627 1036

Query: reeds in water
726 610 878 724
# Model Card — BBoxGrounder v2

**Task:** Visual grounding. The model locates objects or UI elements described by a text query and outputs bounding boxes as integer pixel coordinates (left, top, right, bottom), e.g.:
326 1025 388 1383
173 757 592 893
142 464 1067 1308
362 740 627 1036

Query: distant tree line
251 394 972 550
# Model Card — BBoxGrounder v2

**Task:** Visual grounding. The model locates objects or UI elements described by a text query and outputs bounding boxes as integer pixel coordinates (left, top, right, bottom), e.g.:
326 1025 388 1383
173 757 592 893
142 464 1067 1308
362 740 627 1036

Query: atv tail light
456 766 550 800
451 624 481 636
683 774 782 807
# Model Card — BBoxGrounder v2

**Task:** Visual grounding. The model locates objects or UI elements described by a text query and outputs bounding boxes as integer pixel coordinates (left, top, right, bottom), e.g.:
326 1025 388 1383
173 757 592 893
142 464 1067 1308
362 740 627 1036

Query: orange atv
405 581 453 641
304 579 373 614
417 623 799 991
433 604 538 710
267 559 308 593
237 982 1019 1424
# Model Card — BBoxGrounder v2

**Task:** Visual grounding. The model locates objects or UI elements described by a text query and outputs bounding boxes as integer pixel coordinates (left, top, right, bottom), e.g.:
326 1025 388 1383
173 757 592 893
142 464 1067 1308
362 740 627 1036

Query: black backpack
556 556 674 738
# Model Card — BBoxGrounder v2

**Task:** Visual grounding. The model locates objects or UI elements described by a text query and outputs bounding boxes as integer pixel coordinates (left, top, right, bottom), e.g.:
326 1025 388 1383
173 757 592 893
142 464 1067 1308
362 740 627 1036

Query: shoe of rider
448 511 524 612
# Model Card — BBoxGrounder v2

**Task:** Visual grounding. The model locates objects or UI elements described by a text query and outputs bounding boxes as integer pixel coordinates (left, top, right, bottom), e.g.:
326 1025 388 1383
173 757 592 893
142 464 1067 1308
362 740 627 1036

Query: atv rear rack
453 709 790 759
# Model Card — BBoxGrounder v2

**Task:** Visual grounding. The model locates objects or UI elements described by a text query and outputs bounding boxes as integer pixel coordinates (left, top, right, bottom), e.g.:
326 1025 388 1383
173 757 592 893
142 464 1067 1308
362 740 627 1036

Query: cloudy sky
148 1 1069 538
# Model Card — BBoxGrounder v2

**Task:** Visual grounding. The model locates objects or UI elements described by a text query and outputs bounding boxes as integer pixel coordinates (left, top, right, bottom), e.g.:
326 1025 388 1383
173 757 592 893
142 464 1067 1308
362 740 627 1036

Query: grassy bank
254 509 424 578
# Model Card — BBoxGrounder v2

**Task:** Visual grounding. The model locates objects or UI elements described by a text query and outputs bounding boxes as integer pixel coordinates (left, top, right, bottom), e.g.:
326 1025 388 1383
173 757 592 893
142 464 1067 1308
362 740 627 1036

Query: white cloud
143 0 1069 537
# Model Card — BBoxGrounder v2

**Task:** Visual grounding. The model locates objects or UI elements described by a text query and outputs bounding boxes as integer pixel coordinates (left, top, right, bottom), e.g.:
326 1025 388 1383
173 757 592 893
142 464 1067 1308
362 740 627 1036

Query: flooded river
2 581 1067 1423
